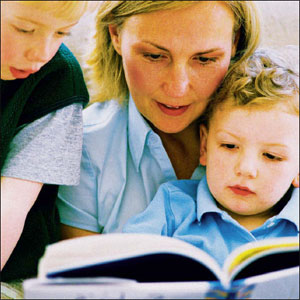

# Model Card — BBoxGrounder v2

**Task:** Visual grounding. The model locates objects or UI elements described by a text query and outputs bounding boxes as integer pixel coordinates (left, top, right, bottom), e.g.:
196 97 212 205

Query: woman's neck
153 121 200 179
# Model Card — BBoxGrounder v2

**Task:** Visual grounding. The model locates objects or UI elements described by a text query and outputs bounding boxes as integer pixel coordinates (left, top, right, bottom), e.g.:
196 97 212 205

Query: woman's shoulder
81 101 129 159
83 101 128 129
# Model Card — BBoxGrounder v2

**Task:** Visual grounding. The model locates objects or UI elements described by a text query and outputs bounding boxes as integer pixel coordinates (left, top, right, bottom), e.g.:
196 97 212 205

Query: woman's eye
195 56 216 64
263 153 282 161
143 53 163 61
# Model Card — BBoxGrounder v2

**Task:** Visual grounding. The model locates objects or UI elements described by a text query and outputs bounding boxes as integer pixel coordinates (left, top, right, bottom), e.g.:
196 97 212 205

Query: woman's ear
292 173 299 188
108 24 122 55
231 29 240 58
199 124 208 166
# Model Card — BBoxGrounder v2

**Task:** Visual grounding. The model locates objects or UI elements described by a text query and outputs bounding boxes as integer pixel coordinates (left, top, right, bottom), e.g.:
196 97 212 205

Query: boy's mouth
10 67 38 79
229 185 255 196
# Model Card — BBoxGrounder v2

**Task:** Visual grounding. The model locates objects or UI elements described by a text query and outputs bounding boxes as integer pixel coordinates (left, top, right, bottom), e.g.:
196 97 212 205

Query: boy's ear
108 24 122 55
199 124 208 166
292 173 299 188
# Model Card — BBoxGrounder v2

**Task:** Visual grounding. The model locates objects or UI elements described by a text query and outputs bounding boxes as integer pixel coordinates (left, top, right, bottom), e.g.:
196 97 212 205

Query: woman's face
110 1 237 133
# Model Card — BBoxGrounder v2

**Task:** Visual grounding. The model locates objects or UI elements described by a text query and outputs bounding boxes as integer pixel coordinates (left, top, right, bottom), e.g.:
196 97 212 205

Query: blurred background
64 1 299 80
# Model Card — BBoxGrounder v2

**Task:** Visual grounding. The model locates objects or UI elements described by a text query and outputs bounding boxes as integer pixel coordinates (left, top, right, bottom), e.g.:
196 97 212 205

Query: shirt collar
274 187 299 231
128 95 152 172
196 177 299 231
196 175 223 221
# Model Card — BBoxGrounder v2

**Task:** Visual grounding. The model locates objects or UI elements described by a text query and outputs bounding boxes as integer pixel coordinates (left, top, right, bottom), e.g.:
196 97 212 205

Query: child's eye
263 152 283 161
56 31 71 37
221 143 238 150
15 27 34 34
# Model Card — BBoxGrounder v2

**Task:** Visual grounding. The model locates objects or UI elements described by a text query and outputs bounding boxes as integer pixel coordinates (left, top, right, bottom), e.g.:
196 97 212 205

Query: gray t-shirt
1 103 83 185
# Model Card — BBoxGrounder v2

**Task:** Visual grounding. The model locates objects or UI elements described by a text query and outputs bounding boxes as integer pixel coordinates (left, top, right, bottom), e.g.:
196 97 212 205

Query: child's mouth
229 185 255 196
9 67 37 79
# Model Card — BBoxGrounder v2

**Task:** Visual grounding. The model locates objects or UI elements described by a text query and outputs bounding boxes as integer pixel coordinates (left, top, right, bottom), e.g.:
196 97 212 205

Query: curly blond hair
202 47 299 127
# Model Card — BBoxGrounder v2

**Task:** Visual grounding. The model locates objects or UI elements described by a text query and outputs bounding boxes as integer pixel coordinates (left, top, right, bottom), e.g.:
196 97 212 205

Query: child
1 1 98 283
123 48 299 267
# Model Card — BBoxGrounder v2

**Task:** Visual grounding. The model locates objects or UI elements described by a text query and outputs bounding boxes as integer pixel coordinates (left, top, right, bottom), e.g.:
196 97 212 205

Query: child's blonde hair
19 1 99 20
86 1 261 104
203 47 299 127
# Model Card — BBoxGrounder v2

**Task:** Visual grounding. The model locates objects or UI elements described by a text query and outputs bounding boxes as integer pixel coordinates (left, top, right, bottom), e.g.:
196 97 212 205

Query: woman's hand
60 224 98 240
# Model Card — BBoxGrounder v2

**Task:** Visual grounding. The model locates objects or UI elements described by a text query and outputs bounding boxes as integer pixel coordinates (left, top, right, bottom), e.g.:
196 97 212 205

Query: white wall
64 1 299 67
256 1 299 47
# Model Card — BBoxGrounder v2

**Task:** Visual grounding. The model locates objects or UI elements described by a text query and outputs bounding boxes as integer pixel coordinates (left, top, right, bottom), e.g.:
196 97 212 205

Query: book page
38 233 224 282
223 236 299 282
241 267 299 299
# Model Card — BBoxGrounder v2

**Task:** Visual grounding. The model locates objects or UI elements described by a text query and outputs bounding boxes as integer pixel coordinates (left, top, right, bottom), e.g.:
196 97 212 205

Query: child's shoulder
160 179 200 200
47 43 83 73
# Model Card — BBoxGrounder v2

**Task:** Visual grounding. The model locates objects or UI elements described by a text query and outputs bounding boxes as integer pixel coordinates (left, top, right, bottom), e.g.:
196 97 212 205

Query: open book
23 233 299 299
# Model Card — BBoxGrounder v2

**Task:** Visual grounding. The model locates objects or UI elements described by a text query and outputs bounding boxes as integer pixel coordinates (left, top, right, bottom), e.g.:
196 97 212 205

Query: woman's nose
162 63 190 98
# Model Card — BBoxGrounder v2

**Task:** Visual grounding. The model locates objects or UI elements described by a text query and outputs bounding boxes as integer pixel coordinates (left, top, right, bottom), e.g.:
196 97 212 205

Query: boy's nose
234 155 258 179
26 38 53 63
162 64 190 98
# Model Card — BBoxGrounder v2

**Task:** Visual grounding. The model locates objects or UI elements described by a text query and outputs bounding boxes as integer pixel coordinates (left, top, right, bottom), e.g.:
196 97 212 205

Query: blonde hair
19 1 99 20
87 1 261 104
203 47 299 127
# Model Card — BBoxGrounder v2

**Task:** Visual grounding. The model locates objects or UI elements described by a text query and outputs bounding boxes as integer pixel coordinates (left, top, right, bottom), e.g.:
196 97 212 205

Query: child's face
1 2 80 80
199 103 299 226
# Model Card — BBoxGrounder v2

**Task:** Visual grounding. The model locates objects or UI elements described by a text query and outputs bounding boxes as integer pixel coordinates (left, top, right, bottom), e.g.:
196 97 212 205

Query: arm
1 104 83 271
122 183 173 236
60 224 98 240
1 176 43 270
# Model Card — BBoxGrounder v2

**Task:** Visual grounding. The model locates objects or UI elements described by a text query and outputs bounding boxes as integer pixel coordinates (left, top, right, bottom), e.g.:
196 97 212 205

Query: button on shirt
123 176 299 267
57 96 205 233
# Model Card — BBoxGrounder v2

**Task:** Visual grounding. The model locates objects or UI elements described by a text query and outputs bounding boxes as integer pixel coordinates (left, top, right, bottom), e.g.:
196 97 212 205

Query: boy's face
1 2 80 80
199 103 299 225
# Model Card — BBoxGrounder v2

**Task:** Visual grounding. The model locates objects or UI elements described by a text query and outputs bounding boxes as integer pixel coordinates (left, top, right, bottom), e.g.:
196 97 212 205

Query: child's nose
234 154 258 179
26 38 53 63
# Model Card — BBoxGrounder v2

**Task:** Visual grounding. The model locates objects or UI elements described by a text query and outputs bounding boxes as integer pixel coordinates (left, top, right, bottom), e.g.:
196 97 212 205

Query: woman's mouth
156 101 190 116
9 67 37 79
229 185 255 196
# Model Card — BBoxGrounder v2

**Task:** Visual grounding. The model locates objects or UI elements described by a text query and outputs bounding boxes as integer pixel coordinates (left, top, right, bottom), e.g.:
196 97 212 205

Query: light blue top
123 176 299 267
57 96 205 233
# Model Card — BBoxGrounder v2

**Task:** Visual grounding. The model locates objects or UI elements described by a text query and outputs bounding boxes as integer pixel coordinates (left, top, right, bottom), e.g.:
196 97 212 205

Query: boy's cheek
292 174 299 188
1 34 18 62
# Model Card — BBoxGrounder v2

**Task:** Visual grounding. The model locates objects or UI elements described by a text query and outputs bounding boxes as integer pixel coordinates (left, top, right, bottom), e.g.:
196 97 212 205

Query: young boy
123 48 299 267
1 0 98 286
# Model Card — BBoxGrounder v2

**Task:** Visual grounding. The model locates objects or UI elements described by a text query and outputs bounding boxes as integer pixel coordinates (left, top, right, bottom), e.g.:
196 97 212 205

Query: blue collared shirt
57 96 205 233
123 176 299 267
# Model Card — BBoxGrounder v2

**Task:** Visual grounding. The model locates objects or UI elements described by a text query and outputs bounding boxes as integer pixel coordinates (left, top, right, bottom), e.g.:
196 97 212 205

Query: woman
57 1 261 238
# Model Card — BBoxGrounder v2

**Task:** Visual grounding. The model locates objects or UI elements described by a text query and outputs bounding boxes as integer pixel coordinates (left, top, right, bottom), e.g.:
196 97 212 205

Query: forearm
1 176 43 270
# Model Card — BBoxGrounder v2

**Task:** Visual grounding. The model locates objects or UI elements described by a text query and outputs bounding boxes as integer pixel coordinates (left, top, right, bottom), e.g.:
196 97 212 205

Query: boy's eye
56 31 71 37
221 143 238 149
263 153 282 161
15 27 34 34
